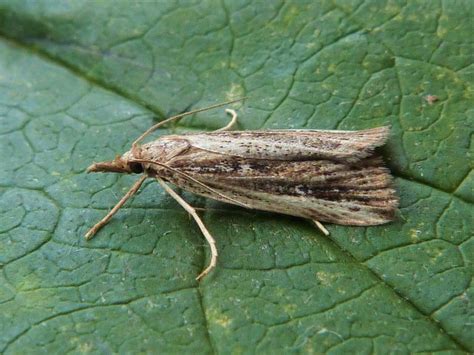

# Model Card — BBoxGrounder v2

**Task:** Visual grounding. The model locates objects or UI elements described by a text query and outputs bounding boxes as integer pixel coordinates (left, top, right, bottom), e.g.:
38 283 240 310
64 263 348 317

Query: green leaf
0 0 472 353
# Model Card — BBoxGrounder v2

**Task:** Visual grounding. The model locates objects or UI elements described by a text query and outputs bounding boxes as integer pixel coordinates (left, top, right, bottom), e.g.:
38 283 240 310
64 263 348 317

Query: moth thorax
139 138 190 162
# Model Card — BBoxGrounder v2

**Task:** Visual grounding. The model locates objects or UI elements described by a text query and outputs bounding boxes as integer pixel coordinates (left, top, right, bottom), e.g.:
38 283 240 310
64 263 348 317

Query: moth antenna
133 97 246 147
156 178 217 281
129 159 251 209
85 175 147 240
214 109 238 132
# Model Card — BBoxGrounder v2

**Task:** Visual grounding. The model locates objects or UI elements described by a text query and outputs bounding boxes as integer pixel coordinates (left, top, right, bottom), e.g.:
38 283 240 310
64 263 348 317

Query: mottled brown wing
183 127 389 163
164 151 397 226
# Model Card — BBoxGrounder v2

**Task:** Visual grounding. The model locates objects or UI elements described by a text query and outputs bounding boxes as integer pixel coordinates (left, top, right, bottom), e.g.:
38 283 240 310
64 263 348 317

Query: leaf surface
0 1 472 353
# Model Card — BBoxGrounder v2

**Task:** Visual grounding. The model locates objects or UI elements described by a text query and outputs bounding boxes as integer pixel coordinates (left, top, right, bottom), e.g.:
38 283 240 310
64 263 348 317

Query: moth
86 99 398 280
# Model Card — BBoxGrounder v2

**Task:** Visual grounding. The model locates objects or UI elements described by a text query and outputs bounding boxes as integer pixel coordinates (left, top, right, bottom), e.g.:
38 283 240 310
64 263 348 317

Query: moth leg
313 220 330 236
85 175 147 240
214 109 238 132
156 178 218 281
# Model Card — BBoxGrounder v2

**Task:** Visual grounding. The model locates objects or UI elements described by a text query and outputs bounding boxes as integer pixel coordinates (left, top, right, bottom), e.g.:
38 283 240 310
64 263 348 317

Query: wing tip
346 126 391 162
359 125 391 146
309 159 399 226
323 196 398 226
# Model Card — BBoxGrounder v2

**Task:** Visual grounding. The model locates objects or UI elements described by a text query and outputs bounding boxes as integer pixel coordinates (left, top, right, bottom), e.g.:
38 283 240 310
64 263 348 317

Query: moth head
86 155 144 174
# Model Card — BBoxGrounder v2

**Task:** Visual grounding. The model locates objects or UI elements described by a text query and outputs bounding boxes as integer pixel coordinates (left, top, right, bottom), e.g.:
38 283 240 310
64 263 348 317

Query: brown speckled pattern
133 127 397 226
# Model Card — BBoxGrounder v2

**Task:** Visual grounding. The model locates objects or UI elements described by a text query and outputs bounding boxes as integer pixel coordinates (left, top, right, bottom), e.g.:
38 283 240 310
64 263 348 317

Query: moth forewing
182 126 390 162
160 148 397 226
86 106 397 281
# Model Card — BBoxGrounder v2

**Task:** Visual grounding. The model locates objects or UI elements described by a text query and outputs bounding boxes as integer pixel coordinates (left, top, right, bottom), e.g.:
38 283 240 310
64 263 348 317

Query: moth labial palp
85 99 398 280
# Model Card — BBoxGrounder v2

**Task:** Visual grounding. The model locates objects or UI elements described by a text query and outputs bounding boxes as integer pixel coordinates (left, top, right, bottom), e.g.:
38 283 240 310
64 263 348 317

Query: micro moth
85 99 398 280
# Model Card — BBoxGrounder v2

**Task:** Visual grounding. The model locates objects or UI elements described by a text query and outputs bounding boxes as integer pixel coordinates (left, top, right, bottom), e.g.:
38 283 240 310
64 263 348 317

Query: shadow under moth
85 99 398 280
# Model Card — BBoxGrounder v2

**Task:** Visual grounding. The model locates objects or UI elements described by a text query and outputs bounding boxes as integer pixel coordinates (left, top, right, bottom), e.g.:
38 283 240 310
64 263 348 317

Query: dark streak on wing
163 149 398 226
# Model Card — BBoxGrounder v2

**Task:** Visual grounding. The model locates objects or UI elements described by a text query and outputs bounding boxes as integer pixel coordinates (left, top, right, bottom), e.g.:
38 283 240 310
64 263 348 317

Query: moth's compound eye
129 162 144 174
